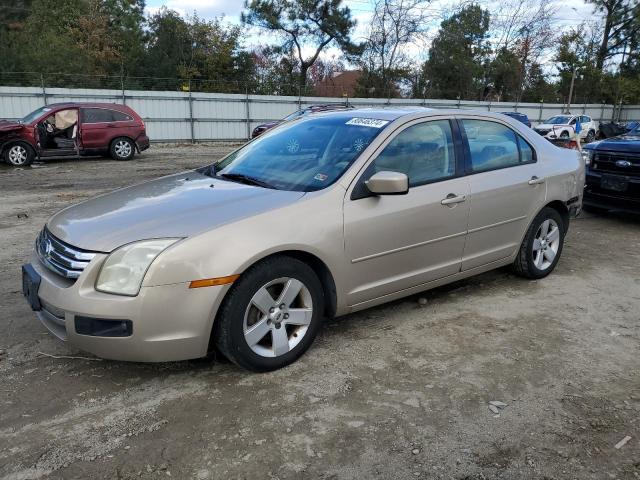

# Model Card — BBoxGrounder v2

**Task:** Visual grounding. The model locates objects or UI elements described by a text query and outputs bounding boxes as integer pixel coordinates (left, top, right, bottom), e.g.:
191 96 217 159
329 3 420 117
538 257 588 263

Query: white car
534 115 597 143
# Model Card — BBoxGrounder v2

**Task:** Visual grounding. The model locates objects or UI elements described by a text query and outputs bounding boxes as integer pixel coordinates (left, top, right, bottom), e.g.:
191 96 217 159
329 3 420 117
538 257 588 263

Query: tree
421 4 491 100
145 9 253 92
358 0 432 97
19 0 92 80
587 0 640 71
0 0 32 73
242 0 361 90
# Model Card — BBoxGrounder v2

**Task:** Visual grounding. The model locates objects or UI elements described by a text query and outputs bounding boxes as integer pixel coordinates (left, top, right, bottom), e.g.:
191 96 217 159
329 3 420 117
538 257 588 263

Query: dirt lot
0 144 638 480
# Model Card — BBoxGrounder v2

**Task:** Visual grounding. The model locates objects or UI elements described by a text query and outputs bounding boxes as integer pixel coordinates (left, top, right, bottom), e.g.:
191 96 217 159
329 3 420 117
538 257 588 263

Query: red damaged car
0 102 150 166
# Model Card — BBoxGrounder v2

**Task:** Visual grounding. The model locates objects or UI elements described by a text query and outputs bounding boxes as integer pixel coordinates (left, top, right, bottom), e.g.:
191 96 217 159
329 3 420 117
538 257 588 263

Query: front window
210 115 390 192
369 120 456 186
21 106 52 124
545 116 572 125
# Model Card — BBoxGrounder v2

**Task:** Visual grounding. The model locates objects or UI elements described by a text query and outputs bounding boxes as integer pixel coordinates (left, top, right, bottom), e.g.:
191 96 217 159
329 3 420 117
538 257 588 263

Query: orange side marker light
189 275 240 289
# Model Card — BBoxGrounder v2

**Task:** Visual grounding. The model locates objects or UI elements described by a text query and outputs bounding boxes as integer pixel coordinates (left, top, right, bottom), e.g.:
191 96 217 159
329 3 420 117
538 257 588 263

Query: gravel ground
0 144 639 480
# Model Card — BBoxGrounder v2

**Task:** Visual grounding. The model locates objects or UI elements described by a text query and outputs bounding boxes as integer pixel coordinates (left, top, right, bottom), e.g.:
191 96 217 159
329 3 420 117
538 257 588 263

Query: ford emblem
615 160 632 168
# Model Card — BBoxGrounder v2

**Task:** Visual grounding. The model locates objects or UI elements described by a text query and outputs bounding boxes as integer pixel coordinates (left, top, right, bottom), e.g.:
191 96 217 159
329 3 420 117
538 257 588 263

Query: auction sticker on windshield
345 118 390 128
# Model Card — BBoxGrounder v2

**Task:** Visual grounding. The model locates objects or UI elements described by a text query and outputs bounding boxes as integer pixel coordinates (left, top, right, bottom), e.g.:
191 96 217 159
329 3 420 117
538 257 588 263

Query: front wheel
214 256 324 372
513 208 565 279
110 137 135 161
4 142 35 166
560 130 570 139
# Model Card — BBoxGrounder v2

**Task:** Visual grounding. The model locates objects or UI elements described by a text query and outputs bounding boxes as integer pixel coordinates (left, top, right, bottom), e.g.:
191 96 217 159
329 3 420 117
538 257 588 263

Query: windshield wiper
218 172 276 189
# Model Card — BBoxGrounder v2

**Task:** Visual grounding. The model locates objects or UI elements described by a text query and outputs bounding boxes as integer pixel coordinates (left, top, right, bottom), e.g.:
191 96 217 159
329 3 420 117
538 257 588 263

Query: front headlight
581 149 593 165
95 238 180 296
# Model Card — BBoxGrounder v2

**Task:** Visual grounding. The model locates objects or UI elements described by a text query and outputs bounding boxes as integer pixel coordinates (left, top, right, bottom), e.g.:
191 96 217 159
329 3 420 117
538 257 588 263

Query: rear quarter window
111 110 133 121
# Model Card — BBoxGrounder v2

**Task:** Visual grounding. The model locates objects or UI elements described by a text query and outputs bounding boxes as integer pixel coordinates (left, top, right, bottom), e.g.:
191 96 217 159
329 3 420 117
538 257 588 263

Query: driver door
343 118 470 307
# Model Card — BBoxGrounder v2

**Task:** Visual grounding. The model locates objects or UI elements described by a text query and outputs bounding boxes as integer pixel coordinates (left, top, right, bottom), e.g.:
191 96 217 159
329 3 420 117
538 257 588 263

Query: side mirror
365 171 409 195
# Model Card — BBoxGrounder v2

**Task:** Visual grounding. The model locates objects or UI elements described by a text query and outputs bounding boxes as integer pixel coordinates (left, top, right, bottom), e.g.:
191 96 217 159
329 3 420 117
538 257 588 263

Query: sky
145 0 600 68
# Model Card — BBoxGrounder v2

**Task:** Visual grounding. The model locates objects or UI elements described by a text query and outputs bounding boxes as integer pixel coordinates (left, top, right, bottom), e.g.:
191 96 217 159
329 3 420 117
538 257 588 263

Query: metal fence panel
0 85 636 142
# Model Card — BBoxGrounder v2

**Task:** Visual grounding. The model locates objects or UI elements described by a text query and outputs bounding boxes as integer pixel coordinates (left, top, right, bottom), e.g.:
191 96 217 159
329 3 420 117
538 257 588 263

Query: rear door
79 108 113 150
458 117 546 270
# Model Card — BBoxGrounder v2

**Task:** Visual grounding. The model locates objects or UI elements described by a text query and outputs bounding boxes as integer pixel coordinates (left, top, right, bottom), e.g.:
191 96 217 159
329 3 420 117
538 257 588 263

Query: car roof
310 107 533 123
43 102 132 111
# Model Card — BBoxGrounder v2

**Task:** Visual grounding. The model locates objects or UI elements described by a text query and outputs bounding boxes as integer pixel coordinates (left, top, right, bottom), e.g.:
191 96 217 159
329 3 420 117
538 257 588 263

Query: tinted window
82 108 113 123
111 110 132 121
581 116 591 123
371 120 456 186
214 115 388 192
518 136 535 163
462 119 526 172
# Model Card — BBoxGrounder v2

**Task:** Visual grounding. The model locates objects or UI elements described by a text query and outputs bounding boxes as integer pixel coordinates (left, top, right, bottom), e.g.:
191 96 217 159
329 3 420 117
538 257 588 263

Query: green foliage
242 0 360 88
422 4 491 100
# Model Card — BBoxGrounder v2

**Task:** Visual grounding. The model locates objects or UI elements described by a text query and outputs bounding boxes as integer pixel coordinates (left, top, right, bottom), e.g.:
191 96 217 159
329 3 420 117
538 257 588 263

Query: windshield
545 115 572 125
210 115 390 192
21 106 52 124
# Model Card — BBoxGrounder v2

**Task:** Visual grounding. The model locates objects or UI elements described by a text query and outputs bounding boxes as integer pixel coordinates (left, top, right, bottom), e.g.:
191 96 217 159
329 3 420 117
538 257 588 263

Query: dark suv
251 103 354 138
582 123 640 213
0 102 149 166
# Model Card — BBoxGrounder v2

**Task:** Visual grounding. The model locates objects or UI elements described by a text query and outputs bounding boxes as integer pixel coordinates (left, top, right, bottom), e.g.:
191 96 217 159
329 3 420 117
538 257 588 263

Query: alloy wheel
243 277 313 358
532 219 560 270
8 145 28 165
114 140 132 159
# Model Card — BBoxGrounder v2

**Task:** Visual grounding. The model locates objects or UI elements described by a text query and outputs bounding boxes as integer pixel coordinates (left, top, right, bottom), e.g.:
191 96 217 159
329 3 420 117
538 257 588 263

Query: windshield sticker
314 173 328 182
353 138 366 152
286 138 300 153
345 118 389 128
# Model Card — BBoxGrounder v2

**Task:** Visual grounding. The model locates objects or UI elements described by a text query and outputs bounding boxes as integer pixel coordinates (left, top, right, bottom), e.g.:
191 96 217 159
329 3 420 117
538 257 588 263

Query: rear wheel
585 130 595 143
214 256 324 372
513 207 565 279
4 142 35 166
110 137 135 161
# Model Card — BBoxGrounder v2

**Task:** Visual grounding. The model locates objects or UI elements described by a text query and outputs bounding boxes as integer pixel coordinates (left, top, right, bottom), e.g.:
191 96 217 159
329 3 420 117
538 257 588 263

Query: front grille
35 228 96 279
535 129 550 135
592 151 640 176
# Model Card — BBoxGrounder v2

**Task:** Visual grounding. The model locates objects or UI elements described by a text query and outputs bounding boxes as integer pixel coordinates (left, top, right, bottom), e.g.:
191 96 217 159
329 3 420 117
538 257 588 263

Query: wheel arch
207 249 338 358
544 200 570 233
244 250 338 319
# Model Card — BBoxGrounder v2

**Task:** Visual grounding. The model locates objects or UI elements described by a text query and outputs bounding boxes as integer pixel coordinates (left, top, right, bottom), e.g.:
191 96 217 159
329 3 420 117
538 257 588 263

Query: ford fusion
22 108 584 371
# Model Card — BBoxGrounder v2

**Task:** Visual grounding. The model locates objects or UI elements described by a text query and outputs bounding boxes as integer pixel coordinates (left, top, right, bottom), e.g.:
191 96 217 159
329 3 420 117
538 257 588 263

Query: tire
560 130 570 139
110 137 135 161
4 142 35 166
585 130 595 143
513 207 565 279
214 256 324 372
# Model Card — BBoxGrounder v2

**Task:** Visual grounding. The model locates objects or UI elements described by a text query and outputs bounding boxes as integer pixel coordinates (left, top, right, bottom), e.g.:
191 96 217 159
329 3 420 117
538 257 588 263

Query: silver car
22 108 585 371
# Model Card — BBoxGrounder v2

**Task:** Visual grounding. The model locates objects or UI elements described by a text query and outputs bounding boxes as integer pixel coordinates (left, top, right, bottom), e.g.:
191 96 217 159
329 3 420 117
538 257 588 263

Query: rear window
82 108 113 123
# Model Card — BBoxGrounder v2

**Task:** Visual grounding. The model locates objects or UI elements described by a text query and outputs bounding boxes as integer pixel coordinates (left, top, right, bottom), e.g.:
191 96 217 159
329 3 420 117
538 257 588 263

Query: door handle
441 193 466 205
528 176 545 185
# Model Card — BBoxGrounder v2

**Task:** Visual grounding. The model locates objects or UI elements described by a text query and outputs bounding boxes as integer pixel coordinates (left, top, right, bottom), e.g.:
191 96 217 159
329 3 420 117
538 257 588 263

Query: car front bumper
584 170 640 213
23 253 228 362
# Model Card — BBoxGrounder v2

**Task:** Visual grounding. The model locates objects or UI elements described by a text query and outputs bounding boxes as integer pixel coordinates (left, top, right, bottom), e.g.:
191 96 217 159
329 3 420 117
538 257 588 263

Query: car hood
0 120 23 133
585 134 640 153
47 171 305 252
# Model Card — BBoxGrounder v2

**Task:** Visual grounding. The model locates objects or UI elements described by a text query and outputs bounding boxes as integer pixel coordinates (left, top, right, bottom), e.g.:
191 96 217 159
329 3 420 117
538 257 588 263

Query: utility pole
565 68 576 114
